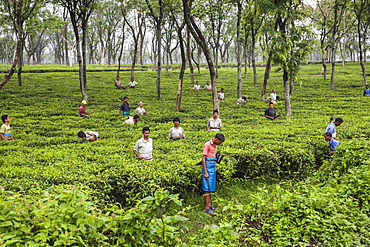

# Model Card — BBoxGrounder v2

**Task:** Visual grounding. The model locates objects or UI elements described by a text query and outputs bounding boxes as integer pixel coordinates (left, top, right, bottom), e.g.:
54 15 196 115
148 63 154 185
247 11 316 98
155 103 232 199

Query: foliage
0 63 370 244
0 186 188 246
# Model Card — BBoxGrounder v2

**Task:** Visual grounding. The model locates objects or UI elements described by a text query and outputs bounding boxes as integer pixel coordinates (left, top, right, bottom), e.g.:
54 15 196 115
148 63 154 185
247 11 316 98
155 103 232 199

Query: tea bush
0 186 188 246
1 62 370 245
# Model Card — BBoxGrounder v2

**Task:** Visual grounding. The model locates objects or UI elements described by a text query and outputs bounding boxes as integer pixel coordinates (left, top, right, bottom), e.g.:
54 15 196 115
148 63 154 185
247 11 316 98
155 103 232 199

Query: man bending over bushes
324 132 340 152
202 133 225 215
133 127 153 161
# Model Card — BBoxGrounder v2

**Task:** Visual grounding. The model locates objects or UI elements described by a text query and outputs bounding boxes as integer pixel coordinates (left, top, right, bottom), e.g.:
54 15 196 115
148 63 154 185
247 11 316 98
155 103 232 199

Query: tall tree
353 0 370 85
120 0 146 80
268 0 314 116
0 0 39 89
183 0 219 110
236 0 243 98
59 0 96 101
193 0 232 78
243 0 265 87
145 0 164 97
328 0 351 90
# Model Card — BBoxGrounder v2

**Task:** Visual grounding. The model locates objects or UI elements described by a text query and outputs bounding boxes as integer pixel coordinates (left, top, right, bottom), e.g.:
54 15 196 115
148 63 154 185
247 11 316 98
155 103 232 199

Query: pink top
203 138 217 158
78 105 86 115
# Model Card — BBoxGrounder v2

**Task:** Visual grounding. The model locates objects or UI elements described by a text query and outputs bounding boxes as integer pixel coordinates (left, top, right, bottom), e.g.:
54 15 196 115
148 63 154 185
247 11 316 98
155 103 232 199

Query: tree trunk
357 15 367 85
0 1 23 90
117 23 125 77
155 8 162 98
330 47 336 90
176 22 186 111
283 70 291 116
80 21 88 101
17 41 23 86
236 0 242 98
186 28 194 84
261 52 272 101
183 0 219 110
322 52 327 80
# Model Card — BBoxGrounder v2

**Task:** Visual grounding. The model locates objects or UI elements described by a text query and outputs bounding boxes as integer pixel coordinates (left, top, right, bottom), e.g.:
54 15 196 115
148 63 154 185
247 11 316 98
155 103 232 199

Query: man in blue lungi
202 133 225 215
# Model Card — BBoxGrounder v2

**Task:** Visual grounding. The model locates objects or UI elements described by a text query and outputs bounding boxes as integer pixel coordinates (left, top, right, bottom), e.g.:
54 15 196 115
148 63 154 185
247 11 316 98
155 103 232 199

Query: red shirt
78 105 86 116
203 138 217 158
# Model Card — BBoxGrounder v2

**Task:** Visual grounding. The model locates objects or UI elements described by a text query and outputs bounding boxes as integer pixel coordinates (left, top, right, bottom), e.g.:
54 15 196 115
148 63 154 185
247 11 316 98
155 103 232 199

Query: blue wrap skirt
202 158 217 192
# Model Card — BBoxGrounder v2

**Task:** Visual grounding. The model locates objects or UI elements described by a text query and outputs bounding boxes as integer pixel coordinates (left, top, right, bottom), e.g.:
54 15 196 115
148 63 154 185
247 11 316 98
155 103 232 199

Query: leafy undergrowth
0 62 370 245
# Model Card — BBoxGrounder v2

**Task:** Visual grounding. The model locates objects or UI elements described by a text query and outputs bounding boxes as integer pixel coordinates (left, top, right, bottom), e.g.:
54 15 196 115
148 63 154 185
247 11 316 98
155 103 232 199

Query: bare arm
133 150 143 160
202 154 208 179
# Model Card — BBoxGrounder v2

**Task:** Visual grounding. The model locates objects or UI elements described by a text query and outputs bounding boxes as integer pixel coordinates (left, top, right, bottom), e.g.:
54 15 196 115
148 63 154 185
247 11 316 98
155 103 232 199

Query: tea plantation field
1 63 370 246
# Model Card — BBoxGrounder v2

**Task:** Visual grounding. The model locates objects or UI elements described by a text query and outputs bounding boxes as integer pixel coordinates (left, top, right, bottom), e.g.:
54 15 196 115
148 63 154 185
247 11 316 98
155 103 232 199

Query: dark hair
324 132 332 137
335 117 343 123
213 110 219 114
1 115 8 123
77 131 85 138
142 127 150 133
221 88 224 90
269 102 274 105
123 97 128 100
173 117 180 123
133 115 140 120
215 133 225 142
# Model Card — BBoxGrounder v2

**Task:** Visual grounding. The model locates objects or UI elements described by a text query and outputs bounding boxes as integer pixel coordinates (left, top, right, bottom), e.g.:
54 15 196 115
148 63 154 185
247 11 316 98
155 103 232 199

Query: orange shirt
203 138 217 158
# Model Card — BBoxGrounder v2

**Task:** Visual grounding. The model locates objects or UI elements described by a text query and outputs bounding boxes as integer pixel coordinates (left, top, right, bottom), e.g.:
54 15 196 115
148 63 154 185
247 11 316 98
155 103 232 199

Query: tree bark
186 28 194 84
176 21 186 111
283 70 291 116
0 1 23 90
183 0 219 110
236 0 242 98
261 52 272 102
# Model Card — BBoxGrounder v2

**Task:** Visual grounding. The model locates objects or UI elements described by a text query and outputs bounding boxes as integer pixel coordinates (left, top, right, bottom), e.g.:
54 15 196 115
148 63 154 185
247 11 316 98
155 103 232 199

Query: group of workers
3 81 364 216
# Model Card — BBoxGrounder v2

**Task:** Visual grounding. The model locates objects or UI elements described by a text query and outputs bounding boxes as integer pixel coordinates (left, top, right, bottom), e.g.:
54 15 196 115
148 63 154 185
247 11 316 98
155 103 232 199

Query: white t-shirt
193 84 201 90
218 92 224 100
269 93 276 100
169 127 185 139
135 107 146 115
84 131 99 141
124 116 135 125
204 84 212 90
128 81 138 87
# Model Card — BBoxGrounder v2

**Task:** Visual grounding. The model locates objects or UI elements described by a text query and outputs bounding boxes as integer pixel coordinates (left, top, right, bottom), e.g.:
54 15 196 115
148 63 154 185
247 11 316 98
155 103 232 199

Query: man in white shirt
169 117 185 140
204 81 212 91
124 115 140 125
77 131 99 142
207 110 222 131
135 102 146 115
268 89 277 103
193 81 201 91
217 88 225 101
128 78 138 88
133 127 153 161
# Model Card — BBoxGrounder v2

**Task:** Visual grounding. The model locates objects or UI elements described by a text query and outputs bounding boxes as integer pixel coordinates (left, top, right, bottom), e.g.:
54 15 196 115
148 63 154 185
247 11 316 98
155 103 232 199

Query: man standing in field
264 102 279 120
128 78 138 88
0 115 15 141
78 100 90 117
364 85 370 96
133 127 153 161
119 97 131 117
268 89 277 103
202 133 225 215
325 117 343 138
207 110 222 131
204 81 212 91
169 117 185 140
324 132 340 152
